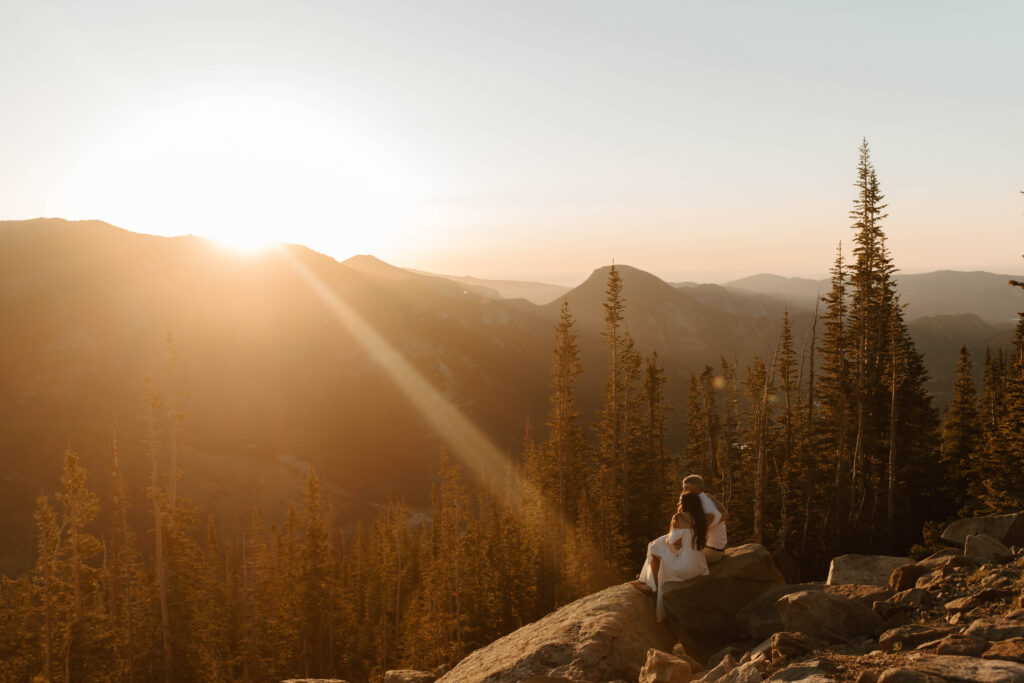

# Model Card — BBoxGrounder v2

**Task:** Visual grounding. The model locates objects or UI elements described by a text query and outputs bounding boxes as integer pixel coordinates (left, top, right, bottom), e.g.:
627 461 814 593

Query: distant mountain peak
341 254 412 279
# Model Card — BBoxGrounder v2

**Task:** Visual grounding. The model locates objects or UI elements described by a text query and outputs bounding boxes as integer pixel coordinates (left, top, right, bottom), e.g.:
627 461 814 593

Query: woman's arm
705 493 730 523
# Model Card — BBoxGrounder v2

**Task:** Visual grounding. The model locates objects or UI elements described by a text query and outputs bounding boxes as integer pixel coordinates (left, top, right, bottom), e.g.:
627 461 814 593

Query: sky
1 0 1022 285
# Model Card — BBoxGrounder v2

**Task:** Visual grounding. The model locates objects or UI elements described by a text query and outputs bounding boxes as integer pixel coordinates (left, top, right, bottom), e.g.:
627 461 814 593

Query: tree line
1 140 1021 681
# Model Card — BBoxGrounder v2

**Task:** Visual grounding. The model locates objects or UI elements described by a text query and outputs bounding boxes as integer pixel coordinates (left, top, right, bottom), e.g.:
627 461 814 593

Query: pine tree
594 264 633 568
599 264 626 467
543 299 586 549
942 346 982 515
743 356 774 544
298 467 333 677
817 242 852 546
640 351 674 537
144 378 173 682
58 446 119 679
107 425 150 682
0 575 36 681
773 311 797 556
847 139 891 525
33 493 66 683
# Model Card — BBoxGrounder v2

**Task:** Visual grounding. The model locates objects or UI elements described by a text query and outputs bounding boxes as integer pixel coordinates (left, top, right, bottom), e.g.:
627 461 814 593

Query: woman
631 491 709 621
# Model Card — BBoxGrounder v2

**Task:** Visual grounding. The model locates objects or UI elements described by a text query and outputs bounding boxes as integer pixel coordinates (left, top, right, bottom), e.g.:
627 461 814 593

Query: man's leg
703 547 725 564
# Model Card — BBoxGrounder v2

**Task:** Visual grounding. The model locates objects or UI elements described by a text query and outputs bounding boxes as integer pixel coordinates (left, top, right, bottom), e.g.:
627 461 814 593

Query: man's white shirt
699 492 728 550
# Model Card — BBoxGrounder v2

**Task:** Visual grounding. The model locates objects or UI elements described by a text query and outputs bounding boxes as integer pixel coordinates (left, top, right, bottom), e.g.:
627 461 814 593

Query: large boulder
826 555 912 587
774 590 881 643
941 512 1024 547
824 584 892 608
736 583 825 641
436 583 676 682
964 533 1014 564
661 544 785 659
889 564 932 592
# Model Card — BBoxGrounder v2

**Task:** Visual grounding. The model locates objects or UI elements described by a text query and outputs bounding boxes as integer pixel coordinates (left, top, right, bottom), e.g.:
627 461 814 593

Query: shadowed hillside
0 219 1014 572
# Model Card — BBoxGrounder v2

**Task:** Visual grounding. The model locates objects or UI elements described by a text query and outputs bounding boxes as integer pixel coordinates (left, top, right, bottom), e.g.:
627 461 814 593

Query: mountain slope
724 271 1024 324
0 218 1016 572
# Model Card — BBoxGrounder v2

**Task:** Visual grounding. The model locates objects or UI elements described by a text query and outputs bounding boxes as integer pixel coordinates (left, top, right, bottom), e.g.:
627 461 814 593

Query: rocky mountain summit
379 512 1024 683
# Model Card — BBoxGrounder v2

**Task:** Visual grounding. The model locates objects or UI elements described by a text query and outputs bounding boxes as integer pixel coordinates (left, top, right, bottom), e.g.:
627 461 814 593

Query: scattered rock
874 589 934 620
737 583 825 641
903 653 1024 682
964 618 1024 641
718 661 763 683
965 533 1014 564
944 595 978 613
890 564 932 593
922 548 961 563
981 637 1024 664
662 545 785 659
825 584 893 608
942 512 1024 548
929 633 990 656
699 654 738 683
671 644 704 675
876 667 946 682
775 590 881 643
767 632 827 662
639 649 693 683
707 647 747 671
767 662 836 682
384 672 435 683
879 625 953 652
436 583 676 682
827 555 913 587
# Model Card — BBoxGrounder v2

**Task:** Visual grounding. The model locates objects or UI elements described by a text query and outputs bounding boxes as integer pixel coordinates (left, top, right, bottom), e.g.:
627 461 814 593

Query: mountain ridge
0 217 1017 572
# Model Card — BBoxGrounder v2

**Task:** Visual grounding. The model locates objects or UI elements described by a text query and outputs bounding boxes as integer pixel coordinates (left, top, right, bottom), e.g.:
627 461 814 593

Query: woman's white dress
638 528 709 622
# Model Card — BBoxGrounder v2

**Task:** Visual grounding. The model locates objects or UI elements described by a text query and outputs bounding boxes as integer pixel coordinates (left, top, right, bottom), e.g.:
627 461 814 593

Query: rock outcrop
774 590 881 643
736 583 825 641
661 544 785 659
433 512 1024 683
941 512 1024 548
436 583 676 682
826 555 913 587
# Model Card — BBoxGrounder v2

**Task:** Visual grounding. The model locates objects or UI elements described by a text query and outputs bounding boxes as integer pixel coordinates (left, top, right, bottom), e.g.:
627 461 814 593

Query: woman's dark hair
680 491 708 550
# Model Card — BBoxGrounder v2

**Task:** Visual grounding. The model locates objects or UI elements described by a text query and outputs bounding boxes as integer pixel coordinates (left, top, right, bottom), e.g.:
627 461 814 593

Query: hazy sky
2 1 1022 284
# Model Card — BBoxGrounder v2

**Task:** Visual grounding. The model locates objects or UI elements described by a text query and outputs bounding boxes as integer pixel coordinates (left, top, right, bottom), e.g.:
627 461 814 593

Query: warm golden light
67 95 421 253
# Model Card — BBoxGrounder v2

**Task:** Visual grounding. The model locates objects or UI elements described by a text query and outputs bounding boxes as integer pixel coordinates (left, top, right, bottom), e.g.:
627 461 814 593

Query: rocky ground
372 512 1024 683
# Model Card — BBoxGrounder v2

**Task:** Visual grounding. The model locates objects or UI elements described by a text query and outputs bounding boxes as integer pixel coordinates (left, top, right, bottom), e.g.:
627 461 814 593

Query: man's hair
682 474 704 489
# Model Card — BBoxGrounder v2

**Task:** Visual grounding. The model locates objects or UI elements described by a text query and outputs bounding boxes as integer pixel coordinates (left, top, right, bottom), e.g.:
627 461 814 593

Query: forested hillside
1 141 1022 682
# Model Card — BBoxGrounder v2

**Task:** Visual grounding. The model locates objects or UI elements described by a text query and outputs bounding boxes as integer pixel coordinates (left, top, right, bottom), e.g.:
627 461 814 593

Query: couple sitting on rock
631 474 729 621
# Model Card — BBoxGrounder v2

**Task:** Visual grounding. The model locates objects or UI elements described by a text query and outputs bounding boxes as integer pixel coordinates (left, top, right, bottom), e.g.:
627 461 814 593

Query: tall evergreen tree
543 299 586 547
941 346 982 515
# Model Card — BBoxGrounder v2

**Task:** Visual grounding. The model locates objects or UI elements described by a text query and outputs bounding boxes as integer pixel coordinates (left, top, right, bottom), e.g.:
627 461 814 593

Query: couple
631 474 729 621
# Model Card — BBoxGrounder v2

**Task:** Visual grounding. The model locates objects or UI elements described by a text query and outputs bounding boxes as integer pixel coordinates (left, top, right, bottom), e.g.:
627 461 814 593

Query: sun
67 94 422 255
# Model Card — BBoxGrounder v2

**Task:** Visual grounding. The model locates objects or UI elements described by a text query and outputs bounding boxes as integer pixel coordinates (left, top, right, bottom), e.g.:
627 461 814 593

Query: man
681 474 728 564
